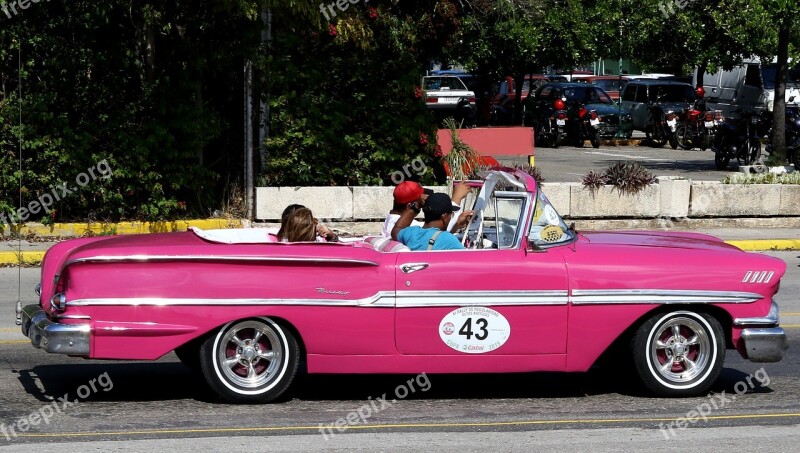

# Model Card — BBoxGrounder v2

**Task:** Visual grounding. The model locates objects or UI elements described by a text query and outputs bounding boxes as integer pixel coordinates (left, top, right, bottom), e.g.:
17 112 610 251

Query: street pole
244 60 254 221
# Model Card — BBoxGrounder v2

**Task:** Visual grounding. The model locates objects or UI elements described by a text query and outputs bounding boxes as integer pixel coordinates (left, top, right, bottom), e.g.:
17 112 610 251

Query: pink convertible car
18 170 788 403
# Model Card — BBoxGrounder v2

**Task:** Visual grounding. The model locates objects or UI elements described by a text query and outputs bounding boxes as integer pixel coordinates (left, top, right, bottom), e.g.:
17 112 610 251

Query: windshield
591 79 625 92
562 86 613 105
423 76 468 91
528 188 575 248
762 64 800 89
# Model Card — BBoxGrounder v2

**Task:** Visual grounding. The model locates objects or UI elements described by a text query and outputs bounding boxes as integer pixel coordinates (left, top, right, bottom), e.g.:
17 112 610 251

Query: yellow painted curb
0 251 45 265
725 239 800 251
3 219 242 238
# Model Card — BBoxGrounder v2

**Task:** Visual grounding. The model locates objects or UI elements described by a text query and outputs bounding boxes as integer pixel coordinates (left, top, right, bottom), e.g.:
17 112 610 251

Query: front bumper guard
20 304 90 356
734 300 789 363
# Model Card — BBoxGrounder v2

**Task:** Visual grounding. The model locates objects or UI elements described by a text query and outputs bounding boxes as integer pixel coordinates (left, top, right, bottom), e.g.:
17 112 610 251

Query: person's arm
391 202 420 241
316 224 339 242
449 210 474 233
451 182 471 205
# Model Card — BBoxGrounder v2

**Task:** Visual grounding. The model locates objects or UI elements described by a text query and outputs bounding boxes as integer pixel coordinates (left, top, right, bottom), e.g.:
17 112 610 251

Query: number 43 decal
459 317 488 340
439 307 511 354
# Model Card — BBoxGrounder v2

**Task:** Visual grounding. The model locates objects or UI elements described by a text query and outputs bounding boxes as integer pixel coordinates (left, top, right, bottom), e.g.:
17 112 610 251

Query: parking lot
499 143 746 182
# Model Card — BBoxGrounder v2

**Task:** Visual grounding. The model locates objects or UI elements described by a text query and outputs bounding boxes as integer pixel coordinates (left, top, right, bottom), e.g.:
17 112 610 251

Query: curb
0 219 242 238
2 238 797 266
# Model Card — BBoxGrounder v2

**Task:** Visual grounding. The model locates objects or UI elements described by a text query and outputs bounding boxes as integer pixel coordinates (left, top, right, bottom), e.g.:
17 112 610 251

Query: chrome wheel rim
649 316 710 383
216 320 283 389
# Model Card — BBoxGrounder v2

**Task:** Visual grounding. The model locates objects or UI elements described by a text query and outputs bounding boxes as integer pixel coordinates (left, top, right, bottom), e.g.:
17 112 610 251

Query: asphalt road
498 144 752 182
1 251 798 451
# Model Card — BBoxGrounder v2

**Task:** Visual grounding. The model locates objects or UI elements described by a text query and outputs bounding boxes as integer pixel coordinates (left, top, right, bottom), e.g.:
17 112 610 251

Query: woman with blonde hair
276 207 339 242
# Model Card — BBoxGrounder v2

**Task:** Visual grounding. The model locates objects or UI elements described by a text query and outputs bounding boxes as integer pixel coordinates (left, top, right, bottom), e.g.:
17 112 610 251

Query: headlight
50 293 67 311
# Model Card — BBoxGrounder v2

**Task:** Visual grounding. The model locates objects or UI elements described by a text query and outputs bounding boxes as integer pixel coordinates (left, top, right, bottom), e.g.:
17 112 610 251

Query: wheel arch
592 303 734 369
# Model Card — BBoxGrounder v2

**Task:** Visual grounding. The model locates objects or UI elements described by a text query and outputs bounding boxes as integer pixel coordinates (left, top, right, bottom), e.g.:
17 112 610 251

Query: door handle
401 263 429 274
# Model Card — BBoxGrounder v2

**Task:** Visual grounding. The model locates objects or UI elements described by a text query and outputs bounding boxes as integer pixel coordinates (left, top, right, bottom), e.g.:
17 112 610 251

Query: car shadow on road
18 360 773 404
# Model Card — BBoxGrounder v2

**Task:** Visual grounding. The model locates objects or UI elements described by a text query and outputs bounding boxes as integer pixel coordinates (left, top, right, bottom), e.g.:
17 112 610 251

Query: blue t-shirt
397 226 464 251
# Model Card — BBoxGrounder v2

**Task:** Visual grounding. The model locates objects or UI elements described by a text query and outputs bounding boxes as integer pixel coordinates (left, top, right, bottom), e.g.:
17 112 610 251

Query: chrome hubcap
217 321 283 389
650 316 710 383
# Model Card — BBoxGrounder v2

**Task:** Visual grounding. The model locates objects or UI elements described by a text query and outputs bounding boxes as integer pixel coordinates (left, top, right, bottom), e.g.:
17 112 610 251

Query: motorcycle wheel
714 152 730 170
676 125 694 150
791 147 800 169
553 131 561 148
746 138 761 165
669 132 678 149
590 131 601 148
646 130 666 148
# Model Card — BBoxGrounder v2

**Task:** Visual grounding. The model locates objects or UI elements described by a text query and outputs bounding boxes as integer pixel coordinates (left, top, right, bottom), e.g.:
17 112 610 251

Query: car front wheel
632 310 724 397
200 317 299 403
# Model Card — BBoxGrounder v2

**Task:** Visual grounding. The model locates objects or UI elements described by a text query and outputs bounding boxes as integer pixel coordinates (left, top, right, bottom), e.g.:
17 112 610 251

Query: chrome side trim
395 290 569 307
65 290 571 308
734 300 780 327
67 291 397 308
64 255 379 267
571 289 762 305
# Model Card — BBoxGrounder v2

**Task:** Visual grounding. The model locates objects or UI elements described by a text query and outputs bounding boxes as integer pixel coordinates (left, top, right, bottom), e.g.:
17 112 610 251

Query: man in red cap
381 181 474 238
381 181 432 237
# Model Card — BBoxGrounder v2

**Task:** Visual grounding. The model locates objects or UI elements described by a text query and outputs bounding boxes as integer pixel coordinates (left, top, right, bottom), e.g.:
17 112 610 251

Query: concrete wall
256 178 799 221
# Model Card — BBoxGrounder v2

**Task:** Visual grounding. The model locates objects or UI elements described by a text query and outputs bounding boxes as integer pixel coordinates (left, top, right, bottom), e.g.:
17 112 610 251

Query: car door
394 192 569 356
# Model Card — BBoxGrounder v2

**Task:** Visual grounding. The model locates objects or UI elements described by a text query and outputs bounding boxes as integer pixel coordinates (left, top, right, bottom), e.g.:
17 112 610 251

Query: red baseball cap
393 181 433 204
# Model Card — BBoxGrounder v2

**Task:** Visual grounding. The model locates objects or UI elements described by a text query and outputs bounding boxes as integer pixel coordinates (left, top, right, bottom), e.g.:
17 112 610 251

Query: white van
692 60 765 117
760 61 800 111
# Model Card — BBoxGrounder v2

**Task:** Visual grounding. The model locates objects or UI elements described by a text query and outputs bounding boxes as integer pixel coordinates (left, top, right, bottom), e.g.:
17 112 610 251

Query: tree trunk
696 63 706 90
513 71 524 125
771 21 789 164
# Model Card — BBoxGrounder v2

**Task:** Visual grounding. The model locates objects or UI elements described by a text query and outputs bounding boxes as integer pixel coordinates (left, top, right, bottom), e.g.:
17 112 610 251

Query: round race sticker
438 307 511 354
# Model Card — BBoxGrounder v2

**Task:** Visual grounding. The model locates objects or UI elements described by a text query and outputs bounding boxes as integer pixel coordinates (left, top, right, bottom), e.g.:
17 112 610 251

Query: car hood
579 230 740 252
586 103 629 116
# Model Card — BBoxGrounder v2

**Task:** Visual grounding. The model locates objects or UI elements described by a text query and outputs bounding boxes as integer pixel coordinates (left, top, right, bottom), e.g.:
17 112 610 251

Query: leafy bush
581 162 657 195
722 171 800 184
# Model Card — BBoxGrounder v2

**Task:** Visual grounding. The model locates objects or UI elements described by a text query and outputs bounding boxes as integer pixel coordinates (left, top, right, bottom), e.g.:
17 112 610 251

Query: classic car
422 75 477 127
18 170 788 403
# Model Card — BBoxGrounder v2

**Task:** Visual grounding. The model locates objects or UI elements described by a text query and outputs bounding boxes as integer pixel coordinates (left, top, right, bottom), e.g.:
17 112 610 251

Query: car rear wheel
200 317 299 403
632 311 724 397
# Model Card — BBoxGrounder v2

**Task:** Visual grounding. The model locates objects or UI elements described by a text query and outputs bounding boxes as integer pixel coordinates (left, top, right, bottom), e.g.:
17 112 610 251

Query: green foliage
582 162 657 195
722 171 800 184
262 4 442 186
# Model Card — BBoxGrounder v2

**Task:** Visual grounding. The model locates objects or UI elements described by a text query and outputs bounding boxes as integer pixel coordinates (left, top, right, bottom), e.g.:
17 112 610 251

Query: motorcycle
676 91 722 151
565 100 602 148
644 100 679 149
534 98 568 148
711 109 769 170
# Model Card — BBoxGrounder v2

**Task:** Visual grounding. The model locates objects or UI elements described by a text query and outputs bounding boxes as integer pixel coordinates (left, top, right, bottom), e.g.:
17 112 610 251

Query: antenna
14 42 23 325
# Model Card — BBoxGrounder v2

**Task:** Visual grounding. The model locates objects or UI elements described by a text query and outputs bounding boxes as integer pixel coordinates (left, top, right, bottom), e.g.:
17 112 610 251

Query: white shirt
382 214 423 238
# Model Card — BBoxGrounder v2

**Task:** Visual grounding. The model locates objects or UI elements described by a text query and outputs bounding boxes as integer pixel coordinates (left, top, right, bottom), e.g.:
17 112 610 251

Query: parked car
422 75 477 127
620 80 696 133
489 75 550 125
574 75 630 102
525 82 633 144
19 169 788 403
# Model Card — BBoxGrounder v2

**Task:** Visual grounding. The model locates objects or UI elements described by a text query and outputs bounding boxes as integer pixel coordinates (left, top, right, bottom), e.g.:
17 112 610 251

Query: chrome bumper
734 300 789 363
20 304 90 356
740 327 788 362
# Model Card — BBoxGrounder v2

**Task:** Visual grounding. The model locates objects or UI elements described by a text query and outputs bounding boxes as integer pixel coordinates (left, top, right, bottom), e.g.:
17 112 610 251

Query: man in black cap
391 192 470 251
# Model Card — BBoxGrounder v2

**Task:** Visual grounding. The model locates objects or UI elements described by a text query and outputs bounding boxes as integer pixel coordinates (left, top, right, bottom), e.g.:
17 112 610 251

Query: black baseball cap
423 193 460 220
